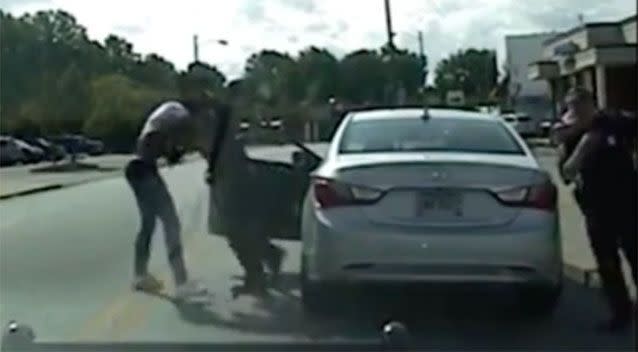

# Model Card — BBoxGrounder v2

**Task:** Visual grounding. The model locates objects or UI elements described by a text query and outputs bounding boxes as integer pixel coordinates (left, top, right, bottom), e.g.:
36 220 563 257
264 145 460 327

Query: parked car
50 135 104 156
299 107 562 318
539 120 554 139
501 113 537 138
20 137 66 161
0 136 25 166
84 138 105 156
13 139 45 164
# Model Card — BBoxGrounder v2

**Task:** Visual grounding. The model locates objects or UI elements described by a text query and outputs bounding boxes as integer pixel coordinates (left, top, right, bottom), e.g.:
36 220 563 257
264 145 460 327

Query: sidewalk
0 154 199 199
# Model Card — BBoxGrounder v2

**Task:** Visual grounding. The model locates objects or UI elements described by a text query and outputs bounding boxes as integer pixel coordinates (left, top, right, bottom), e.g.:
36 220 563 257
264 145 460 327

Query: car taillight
494 182 557 210
312 178 384 209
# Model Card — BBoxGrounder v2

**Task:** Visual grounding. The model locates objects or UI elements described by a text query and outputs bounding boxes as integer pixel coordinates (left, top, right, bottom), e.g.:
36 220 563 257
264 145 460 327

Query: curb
563 263 600 288
0 158 201 201
0 184 65 200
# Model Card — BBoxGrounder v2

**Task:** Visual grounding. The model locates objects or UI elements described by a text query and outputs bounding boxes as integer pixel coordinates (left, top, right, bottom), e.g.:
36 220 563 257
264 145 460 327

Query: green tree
2 7 458 149
434 48 497 102
296 47 340 104
381 48 425 103
83 74 172 152
243 50 297 104
131 53 178 92
338 49 387 103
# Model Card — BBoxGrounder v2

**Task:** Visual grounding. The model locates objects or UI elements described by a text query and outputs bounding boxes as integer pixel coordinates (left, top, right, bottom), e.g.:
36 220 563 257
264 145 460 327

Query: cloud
242 0 265 21
113 24 144 36
0 0 49 9
304 22 330 33
1 0 634 82
279 0 315 13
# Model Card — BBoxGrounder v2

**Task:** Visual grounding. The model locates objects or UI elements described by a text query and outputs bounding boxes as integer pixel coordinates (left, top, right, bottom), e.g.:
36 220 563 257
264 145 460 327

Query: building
528 15 637 119
504 33 558 123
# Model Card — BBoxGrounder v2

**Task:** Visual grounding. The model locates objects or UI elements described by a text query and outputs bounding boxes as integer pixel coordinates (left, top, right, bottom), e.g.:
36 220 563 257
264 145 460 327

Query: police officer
206 111 285 296
125 98 215 299
559 87 637 332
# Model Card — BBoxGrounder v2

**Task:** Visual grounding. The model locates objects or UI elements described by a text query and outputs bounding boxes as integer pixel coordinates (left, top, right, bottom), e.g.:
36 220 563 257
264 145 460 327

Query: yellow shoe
132 274 164 292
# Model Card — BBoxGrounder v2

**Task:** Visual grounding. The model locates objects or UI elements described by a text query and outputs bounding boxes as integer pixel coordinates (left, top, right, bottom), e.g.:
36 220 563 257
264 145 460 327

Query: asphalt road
0 145 635 350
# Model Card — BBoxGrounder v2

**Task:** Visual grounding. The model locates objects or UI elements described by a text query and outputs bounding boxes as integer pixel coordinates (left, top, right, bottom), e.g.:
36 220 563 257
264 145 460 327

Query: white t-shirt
140 101 190 138
137 101 191 162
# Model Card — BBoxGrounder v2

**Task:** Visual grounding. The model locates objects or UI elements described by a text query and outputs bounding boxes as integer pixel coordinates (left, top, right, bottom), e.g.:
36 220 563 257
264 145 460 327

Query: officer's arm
563 132 601 181
556 144 571 185
551 123 574 144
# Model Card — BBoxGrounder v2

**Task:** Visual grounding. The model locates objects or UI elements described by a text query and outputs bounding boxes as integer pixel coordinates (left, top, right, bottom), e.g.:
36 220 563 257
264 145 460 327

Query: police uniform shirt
579 111 637 216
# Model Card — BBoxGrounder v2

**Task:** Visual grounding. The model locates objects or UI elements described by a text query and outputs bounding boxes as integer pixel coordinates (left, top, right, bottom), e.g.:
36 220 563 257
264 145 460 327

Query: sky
1 0 636 82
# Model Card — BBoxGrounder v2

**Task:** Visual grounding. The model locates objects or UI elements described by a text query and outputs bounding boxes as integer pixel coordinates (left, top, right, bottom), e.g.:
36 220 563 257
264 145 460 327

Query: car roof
349 108 496 122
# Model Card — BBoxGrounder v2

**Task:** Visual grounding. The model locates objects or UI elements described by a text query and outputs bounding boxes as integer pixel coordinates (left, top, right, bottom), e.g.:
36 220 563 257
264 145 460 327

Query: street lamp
193 35 230 63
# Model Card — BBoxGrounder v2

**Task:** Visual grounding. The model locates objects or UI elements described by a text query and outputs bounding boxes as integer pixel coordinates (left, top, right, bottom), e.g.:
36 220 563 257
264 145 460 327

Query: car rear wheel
518 284 562 319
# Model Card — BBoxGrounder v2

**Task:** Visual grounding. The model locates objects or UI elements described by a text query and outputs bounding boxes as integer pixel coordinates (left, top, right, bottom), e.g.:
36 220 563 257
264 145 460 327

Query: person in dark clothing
205 111 286 297
559 87 637 332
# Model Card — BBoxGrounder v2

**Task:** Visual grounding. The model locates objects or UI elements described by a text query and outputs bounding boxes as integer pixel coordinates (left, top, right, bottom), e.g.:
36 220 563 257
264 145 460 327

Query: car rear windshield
339 117 525 155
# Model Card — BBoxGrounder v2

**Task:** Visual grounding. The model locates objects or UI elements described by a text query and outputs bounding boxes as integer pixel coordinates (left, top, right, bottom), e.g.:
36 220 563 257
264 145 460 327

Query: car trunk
336 158 547 228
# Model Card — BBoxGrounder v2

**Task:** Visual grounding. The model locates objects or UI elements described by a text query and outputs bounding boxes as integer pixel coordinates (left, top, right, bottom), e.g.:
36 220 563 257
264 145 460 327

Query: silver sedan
300 107 563 318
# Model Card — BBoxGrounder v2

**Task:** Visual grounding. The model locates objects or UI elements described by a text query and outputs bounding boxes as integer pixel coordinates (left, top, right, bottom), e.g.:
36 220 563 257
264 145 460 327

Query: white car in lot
300 107 562 317
502 113 537 137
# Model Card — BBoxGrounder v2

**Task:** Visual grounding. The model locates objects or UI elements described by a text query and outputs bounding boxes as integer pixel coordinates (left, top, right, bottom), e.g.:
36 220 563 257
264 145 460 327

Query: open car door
246 144 321 240
207 129 322 241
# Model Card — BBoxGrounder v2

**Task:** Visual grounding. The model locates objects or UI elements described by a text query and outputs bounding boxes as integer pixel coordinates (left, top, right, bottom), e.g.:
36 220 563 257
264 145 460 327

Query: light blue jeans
125 159 187 285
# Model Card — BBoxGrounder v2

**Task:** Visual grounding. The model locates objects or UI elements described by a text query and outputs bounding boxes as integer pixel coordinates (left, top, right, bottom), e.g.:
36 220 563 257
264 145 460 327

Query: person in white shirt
125 99 214 300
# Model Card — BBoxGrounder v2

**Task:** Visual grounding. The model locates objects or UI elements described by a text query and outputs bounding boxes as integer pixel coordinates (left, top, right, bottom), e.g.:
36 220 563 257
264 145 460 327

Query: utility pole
383 0 395 50
577 13 585 26
418 30 426 87
193 34 199 63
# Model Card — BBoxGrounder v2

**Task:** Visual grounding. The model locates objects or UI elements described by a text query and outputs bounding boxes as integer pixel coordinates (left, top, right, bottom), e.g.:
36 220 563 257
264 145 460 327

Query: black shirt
579 110 637 216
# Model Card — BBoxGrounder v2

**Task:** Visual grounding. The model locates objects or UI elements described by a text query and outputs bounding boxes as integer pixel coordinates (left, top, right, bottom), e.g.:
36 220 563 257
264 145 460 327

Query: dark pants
227 229 282 285
585 209 637 318
125 159 187 285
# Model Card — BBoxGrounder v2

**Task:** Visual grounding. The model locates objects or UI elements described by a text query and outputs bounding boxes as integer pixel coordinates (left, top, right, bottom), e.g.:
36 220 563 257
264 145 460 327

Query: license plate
417 190 463 215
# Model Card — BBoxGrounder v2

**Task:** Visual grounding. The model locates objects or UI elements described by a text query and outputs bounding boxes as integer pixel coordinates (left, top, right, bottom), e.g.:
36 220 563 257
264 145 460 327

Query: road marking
74 291 135 340
72 232 206 341
106 234 235 340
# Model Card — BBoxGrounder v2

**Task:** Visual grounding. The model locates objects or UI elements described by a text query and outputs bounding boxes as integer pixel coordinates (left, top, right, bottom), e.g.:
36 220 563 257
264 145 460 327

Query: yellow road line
73 233 205 341
107 234 226 340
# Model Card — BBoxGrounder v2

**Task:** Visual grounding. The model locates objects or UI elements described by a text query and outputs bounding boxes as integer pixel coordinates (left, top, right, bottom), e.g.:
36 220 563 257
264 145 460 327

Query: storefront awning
573 45 637 69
